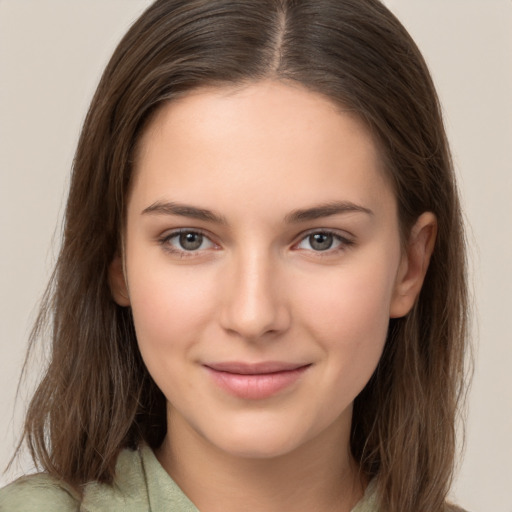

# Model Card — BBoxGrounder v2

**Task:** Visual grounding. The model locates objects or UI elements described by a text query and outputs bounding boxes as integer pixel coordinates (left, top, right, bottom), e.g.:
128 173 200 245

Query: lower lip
205 366 310 400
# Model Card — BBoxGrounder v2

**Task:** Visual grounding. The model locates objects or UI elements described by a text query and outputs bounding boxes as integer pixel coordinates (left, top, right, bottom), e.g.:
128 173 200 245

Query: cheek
295 260 396 386
127 261 217 364
299 262 394 336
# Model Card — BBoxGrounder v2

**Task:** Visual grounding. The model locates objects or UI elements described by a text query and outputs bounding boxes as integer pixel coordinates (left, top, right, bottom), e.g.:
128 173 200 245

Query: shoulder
0 473 80 512
80 447 149 512
0 448 147 512
350 480 469 512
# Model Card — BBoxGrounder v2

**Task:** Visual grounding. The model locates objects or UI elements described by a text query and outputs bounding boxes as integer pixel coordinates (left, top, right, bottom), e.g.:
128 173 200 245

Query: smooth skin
110 80 436 512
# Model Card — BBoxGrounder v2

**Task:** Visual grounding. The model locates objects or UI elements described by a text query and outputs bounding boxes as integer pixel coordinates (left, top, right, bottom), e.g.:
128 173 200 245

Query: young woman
0 1 468 511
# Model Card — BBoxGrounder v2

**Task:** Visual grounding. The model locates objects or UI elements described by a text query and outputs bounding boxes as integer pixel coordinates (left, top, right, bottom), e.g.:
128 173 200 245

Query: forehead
130 80 394 218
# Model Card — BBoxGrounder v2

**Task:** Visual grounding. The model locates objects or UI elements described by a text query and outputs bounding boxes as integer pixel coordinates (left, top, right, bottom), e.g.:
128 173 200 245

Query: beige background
0 1 511 510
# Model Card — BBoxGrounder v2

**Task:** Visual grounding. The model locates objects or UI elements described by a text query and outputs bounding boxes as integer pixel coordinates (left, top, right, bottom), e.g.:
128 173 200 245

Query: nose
219 250 291 341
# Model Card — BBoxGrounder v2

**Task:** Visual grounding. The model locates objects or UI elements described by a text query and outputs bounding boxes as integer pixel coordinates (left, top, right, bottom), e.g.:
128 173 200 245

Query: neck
156 410 365 512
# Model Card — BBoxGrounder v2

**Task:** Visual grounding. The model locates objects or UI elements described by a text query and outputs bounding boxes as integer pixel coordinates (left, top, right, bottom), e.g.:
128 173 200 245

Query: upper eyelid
293 228 354 243
160 227 215 241
159 226 353 237
158 229 218 258
158 227 354 249
158 228 218 251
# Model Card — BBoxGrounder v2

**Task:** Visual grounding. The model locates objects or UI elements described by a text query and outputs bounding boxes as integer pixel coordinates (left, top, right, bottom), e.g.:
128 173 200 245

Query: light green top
0 445 378 511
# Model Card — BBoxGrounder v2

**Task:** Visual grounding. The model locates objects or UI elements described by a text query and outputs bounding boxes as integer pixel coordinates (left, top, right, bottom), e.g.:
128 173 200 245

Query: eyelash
295 230 355 257
158 229 218 258
157 228 355 259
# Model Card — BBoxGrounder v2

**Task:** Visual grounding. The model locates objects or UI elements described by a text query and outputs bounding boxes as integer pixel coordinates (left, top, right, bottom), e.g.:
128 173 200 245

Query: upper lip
204 362 311 375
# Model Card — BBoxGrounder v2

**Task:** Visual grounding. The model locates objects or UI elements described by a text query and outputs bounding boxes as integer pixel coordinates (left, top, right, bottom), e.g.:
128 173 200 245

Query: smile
203 362 312 400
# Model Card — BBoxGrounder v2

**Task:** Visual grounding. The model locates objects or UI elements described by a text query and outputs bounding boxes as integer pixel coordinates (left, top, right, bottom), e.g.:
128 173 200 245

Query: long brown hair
17 1 468 511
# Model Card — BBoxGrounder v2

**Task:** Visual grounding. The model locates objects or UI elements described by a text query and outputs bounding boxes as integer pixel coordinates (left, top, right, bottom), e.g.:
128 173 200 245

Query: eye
160 229 217 255
295 231 353 253
177 232 206 251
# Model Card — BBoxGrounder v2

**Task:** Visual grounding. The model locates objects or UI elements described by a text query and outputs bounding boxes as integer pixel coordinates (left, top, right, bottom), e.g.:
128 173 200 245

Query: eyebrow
284 201 374 223
141 200 373 224
142 201 228 224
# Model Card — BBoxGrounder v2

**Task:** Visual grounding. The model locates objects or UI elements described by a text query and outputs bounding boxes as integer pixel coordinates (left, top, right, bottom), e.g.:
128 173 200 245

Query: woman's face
115 80 413 459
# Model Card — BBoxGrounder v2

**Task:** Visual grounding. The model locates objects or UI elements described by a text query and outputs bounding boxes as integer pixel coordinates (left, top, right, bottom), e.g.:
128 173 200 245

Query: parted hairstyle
16 1 468 511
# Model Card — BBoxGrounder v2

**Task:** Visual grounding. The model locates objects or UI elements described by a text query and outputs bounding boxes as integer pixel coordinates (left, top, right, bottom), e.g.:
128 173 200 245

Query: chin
201 416 318 460
215 434 301 460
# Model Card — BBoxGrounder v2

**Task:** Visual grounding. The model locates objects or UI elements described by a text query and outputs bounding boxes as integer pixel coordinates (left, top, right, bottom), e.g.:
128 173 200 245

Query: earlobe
390 212 437 318
109 254 131 307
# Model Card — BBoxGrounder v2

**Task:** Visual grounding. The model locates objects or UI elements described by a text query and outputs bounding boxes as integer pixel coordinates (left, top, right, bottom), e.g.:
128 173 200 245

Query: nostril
218 257 291 339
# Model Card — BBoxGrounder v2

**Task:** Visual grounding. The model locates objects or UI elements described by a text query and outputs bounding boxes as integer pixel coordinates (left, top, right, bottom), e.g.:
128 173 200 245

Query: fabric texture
0 445 378 511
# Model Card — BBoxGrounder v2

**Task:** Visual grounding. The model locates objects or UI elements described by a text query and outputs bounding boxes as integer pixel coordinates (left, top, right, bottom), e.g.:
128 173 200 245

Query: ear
109 254 131 307
390 212 437 318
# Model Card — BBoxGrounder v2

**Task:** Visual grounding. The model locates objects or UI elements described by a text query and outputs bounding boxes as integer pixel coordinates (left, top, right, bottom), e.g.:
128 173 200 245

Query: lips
204 361 311 400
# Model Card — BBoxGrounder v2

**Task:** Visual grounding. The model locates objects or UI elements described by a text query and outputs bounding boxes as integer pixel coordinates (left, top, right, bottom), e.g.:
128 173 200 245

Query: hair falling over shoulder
15 1 469 511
